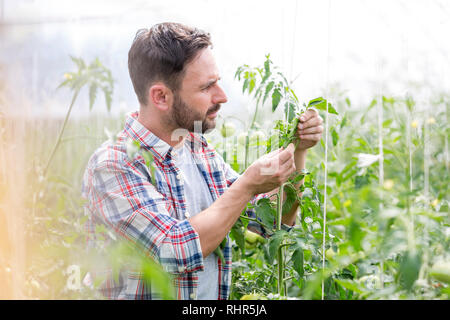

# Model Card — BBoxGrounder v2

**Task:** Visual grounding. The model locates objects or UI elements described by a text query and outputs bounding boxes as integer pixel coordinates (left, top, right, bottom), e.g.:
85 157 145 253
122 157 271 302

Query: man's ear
148 83 172 111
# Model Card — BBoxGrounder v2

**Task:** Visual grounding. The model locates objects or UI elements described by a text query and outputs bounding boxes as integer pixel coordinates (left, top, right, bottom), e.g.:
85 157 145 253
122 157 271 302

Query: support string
321 0 332 300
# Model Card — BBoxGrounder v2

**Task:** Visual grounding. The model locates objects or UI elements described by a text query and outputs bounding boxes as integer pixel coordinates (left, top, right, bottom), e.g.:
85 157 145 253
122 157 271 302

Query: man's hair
128 22 212 106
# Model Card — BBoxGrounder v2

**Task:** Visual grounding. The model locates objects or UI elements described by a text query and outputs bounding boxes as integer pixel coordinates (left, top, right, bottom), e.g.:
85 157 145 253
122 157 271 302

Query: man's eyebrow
200 76 221 89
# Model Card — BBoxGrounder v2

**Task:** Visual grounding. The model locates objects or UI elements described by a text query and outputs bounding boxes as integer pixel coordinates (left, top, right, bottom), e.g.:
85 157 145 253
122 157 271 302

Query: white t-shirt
172 142 218 300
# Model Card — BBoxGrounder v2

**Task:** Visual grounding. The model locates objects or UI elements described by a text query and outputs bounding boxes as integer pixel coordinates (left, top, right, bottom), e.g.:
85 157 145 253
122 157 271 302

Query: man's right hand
241 143 296 195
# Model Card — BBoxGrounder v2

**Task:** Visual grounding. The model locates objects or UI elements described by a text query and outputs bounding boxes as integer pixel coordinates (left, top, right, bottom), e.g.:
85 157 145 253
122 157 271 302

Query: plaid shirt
81 111 281 300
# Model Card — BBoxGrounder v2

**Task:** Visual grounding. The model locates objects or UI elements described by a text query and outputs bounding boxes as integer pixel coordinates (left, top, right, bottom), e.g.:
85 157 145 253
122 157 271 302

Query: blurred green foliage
18 55 450 300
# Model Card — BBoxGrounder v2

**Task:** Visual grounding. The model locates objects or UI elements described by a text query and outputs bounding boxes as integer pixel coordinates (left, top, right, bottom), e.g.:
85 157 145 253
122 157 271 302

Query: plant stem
249 102 260 131
43 89 79 176
223 135 227 163
276 183 285 296
239 215 267 229
279 242 296 248
244 134 250 170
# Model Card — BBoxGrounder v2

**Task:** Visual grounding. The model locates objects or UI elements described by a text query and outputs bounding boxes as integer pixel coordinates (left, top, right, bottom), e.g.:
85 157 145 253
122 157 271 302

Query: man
82 22 323 300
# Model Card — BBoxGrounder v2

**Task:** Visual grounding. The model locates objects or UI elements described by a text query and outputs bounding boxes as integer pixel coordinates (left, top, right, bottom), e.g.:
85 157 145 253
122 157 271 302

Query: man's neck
137 108 187 148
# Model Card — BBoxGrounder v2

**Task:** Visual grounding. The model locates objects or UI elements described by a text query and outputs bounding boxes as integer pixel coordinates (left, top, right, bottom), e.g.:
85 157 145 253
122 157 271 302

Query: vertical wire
280 0 299 298
289 0 299 84
376 57 385 288
422 56 431 271
321 0 331 300
408 110 413 195
445 95 449 172
423 56 430 199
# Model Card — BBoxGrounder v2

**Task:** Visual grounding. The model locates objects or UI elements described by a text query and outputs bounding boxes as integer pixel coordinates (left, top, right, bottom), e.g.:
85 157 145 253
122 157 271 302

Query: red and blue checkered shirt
81 111 277 300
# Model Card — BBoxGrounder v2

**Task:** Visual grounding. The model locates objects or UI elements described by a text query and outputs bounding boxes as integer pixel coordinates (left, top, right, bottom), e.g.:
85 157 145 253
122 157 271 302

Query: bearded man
82 22 323 300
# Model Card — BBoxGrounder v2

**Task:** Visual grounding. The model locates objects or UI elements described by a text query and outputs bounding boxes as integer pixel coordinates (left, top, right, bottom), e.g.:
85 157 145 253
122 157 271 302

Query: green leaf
70 55 86 70
382 119 393 128
282 183 297 215
340 114 348 129
307 97 325 107
292 245 304 277
398 250 422 291
88 83 98 111
284 102 296 123
254 198 276 229
263 81 275 105
289 88 299 103
348 219 364 251
272 88 282 112
345 97 351 107
307 97 338 115
264 55 271 74
214 247 225 263
242 78 249 94
331 127 339 146
368 98 377 110
334 279 364 294
230 218 246 253
249 77 256 94
104 89 112 112
57 78 72 90
268 230 287 264
317 101 339 115
290 172 306 184
140 257 174 299
234 66 243 80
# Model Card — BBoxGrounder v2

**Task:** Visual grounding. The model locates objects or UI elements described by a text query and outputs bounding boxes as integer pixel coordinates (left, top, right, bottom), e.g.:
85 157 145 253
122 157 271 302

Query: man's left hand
295 108 323 151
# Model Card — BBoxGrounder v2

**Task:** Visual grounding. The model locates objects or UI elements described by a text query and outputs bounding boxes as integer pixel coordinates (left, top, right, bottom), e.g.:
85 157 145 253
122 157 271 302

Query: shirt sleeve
84 156 204 275
217 153 294 238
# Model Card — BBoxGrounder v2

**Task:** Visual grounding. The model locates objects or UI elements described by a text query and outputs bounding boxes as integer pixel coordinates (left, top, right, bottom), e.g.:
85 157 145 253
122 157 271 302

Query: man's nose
213 84 228 104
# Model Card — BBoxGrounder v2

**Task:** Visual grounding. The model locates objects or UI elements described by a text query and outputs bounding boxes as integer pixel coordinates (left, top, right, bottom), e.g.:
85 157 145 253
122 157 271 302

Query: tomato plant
12 53 449 301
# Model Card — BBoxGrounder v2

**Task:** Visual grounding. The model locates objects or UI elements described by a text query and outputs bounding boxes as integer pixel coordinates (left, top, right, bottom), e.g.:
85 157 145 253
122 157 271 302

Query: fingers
265 147 283 159
299 108 319 123
298 125 323 135
277 143 295 164
298 113 323 130
260 144 294 176
298 133 322 141
278 155 296 179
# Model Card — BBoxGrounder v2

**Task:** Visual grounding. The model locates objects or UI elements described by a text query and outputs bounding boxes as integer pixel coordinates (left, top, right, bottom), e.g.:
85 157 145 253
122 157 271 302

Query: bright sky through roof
0 0 449 118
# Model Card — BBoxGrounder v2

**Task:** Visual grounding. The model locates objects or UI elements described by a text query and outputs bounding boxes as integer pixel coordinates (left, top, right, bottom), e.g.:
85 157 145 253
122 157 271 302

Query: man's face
168 47 228 133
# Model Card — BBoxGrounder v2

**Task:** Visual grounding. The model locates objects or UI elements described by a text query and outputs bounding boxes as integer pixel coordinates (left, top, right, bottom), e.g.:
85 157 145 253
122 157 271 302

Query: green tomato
237 132 248 145
245 241 256 249
249 130 266 145
429 261 450 284
303 249 312 261
220 122 236 138
325 248 336 260
359 275 381 289
240 293 264 300
244 230 264 244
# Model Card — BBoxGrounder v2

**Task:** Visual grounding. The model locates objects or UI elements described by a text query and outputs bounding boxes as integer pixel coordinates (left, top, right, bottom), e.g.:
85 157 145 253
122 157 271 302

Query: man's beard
169 93 220 134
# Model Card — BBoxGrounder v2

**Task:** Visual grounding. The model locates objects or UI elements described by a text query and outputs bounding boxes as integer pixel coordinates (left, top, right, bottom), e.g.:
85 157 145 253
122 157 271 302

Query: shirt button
185 211 190 218
176 173 183 181
178 266 185 272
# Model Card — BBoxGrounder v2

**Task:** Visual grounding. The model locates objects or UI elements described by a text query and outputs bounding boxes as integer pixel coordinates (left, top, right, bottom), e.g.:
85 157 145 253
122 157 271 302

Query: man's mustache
207 104 221 115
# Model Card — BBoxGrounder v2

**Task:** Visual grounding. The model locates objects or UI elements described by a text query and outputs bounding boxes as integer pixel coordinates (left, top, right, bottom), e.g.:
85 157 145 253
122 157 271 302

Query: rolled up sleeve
218 153 294 238
88 158 204 275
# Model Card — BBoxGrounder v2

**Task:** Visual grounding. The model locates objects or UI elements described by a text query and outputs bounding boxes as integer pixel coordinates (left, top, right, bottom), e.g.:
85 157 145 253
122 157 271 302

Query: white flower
83 272 93 288
104 127 116 143
356 153 381 168
126 138 140 160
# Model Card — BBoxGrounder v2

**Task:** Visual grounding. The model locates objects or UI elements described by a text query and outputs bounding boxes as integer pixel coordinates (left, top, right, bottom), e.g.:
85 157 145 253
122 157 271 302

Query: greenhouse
0 0 448 305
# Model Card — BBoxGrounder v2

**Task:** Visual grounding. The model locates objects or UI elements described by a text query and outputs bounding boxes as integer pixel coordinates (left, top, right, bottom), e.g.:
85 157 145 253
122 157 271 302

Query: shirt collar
123 111 209 163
